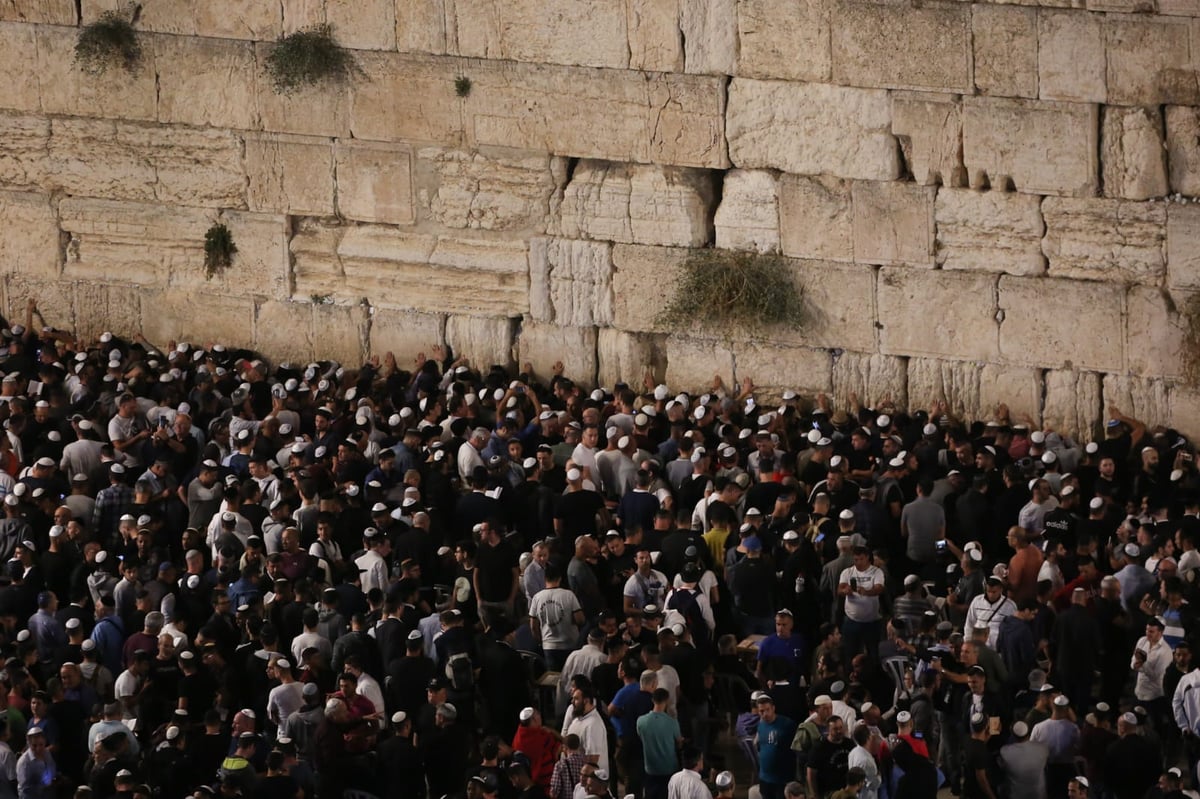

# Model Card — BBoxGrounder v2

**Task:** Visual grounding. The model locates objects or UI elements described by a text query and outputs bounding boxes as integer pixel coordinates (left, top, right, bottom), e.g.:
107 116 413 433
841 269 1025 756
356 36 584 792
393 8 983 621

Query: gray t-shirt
900 496 945 563
528 586 582 650
999 741 1049 799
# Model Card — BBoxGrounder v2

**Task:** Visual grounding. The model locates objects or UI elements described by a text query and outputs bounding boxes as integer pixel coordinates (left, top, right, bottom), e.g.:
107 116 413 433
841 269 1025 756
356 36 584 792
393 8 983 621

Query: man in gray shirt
900 478 945 569
999 720 1048 799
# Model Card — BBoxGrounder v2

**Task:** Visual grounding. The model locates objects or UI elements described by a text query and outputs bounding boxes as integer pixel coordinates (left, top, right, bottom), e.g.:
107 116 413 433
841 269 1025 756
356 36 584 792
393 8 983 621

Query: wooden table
736 634 766 663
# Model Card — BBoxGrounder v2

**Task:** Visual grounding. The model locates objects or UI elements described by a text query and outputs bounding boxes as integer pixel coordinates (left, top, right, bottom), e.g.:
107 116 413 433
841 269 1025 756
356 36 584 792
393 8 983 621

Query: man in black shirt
806 714 853 799
962 713 998 799
474 521 518 627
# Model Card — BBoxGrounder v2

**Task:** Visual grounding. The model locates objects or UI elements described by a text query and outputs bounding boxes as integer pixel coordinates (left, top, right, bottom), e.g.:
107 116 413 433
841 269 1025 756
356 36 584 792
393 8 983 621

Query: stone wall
0 0 1198 437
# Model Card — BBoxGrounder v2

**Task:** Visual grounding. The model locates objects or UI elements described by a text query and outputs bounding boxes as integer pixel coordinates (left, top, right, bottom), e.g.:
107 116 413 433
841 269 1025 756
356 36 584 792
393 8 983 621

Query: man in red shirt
331 671 378 722
512 706 559 796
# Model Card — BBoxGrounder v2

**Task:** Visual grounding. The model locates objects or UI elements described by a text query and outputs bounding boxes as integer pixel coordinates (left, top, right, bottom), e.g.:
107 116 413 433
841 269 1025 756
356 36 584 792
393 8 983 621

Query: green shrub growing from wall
204 224 237 279
265 24 356 94
75 10 142 75
656 249 804 335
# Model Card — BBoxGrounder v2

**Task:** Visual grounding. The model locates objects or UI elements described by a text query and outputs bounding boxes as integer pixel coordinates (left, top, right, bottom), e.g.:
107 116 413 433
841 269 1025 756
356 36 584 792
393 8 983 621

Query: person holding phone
837 546 886 665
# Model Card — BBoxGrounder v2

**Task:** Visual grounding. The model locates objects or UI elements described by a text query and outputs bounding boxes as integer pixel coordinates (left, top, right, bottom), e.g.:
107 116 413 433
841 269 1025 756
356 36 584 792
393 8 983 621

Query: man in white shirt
623 549 668 615
266 658 304 732
528 565 584 671
1132 618 1173 706
457 428 489 482
847 723 881 799
564 687 609 773
558 629 607 714
838 545 886 662
355 529 391 595
667 747 713 799
963 575 1017 648
114 651 151 720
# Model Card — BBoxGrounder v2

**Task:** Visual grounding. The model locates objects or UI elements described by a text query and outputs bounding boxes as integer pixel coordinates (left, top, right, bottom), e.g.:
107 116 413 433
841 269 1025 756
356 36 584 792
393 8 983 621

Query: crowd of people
0 297 1196 799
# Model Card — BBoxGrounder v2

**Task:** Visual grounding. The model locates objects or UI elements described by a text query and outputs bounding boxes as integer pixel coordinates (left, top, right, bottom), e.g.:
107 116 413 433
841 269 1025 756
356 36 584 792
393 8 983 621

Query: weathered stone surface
420 147 559 233
556 161 715 248
60 198 210 286
736 0 831 82
139 289 256 350
831 352 908 411
832 1 972 93
851 182 935 267
254 301 318 364
0 114 48 190
681 0 737 75
626 0 684 72
891 93 965 188
962 97 1099 197
164 211 291 301
6 275 71 332
335 142 415 226
1105 17 1199 106
998 276 1124 371
597 328 666 388
1102 107 1168 202
1043 370 1102 439
1102 374 1171 430
35 26 157 122
311 303 369 366
1042 198 1166 284
785 261 877 352
86 0 281 40
445 315 517 368
291 221 531 316
395 0 451 55
0 192 60 279
1037 11 1106 103
323 0 397 51
972 6 1038 99
1169 383 1200 442
714 170 780 254
245 134 336 218
454 0 630 69
255 44 352 139
73 282 143 343
736 343 832 397
1168 205 1200 290
1166 106 1200 197
779 175 853 262
978 364 1043 424
528 238 614 327
154 36 258 131
877 269 999 360
611 244 686 332
367 308 445 362
0 25 40 115
1126 286 1186 379
518 323 599 387
1159 0 1200 14
907 359 1041 423
935 189 1045 276
664 337 734 392
0 0 74 24
351 53 728 169
727 79 899 181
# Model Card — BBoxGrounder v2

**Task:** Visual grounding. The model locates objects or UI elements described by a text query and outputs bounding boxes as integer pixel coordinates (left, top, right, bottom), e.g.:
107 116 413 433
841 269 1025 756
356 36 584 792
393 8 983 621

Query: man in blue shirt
610 663 655 799
755 693 798 799
637 687 681 799
756 609 805 684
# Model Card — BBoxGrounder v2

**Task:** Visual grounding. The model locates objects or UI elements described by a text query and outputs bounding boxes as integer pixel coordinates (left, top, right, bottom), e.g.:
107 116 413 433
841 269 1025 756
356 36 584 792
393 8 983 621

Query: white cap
1172 469 1185 482
715 772 733 790
807 429 822 444
519 707 535 722
1085 442 1099 454
653 385 669 401
829 455 843 468
1121 712 1138 725
1012 721 1029 737
896 710 911 724
1061 485 1076 497
1053 695 1070 707
876 414 890 428
813 695 832 707
1042 451 1057 464
923 423 938 436
567 468 582 481
839 509 854 521
391 711 408 725
1089 497 1104 510
1030 431 1046 444
617 436 630 449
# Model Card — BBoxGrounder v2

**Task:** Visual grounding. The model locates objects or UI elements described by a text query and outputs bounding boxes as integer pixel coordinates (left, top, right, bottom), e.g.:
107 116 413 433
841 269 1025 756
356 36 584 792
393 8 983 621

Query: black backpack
668 586 711 648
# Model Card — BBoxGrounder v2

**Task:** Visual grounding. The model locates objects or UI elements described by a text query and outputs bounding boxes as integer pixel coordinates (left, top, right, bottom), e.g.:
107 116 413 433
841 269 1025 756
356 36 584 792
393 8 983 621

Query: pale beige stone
0 0 74 24
736 0 831 82
311 303 369 366
1042 197 1166 284
784 261 877 352
1125 286 1186 379
714 170 780 254
556 161 714 248
597 328 665 388
351 53 728 169
626 0 685 73
165 211 291 301
396 0 452 54
245 134 335 218
832 1 972 93
727 79 899 180
962 97 1099 197
736 342 832 397
877 269 999 361
254 301 318 363
831 352 908 412
445 315 517 368
1042 370 1102 439
528 238 614 327
972 6 1038 99
73 282 143 343
1158 0 1200 14
891 92 965 188
367 308 445 362
0 192 60 279
664 337 735 392
255 41 353 139
7 276 71 332
0 25 41 114
1105 17 1199 106
778 175 853 262
851 182 935 267
421 147 559 233
518 323 599 387
335 142 415 226
454 0 629 69
978 364 1043 425
139 289 257 350
1037 11 1106 103
0 114 50 190
322 0 397 50
1170 383 1200 442
1102 374 1171 428
907 359 1040 423
1102 107 1169 201
1088 0 1153 11
1166 106 1200 197
998 276 1124 371
1168 205 1200 290
611 244 687 333
35 25 157 122
935 189 1045 276
681 0 737 75
154 36 258 131
101 0 281 39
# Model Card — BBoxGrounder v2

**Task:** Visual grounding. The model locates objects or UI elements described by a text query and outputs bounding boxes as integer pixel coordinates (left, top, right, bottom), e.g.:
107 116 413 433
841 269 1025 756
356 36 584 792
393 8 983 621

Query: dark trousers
644 774 670 799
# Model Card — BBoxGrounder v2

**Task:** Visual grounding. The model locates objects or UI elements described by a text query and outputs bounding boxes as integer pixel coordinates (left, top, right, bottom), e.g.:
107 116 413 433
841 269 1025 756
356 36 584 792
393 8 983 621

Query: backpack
667 587 710 649
446 650 475 692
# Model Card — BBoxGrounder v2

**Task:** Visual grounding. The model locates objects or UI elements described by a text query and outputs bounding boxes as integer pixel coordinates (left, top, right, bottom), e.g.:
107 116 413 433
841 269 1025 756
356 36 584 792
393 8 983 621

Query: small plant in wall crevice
656 249 804 336
454 76 472 97
74 8 143 75
265 24 356 95
203 223 237 280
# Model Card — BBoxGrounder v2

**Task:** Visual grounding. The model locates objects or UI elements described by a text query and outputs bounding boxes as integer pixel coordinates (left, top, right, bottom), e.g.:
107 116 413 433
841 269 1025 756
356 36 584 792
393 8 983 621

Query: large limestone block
626 0 685 72
453 0 630 69
528 238 614 327
736 0 831 82
47 118 245 208
351 53 729 169
832 1 972 93
1102 374 1171 429
681 0 737 75
335 142 415 226
7 275 72 332
0 114 49 189
445 315 516 368
935 189 1045 276
255 42 352 139
972 6 1038 99
1102 107 1169 201
35 26 157 121
597 328 666 388
518 323 599 387
962 97 1099 197
0 25 41 114
0 1 74 24
891 93 965 188
311 303 369 366
735 343 832 397
0 192 60 279
1166 106 1200 197
139 289 256 350
611 243 686 332
907 359 1041 423
778 175 853 262
1041 197 1166 284
395 0 452 55
714 170 780 254
160 211 291 301
245 134 335 217
664 337 735 392
367 308 445 362
1170 384 1200 442
831 352 908 411
785 261 877 352
1105 17 1199 106
998 276 1124 371
727 79 899 181
323 0 397 51
254 301 318 363
1037 11 1106 103
877 269 999 360
1168 205 1200 290
420 147 560 233
1043 370 1102 439
556 161 715 248
73 282 143 343
1126 286 1186 379
851 182 935 267
978 364 1043 425
91 0 282 39
154 36 258 131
